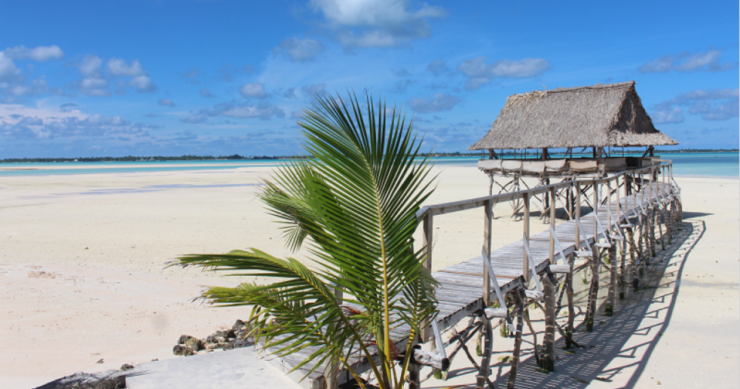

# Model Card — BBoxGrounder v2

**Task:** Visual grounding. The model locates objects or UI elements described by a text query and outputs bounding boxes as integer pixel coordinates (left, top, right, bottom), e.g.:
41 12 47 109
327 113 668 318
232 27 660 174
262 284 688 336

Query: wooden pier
260 162 682 389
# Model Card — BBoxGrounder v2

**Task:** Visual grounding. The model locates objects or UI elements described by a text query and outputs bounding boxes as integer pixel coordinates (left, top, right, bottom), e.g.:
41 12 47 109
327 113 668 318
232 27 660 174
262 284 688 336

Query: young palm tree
175 92 438 389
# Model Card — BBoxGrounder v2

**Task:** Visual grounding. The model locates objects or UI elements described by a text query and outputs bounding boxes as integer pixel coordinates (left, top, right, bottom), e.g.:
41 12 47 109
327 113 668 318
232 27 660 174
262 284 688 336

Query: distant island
1 149 737 163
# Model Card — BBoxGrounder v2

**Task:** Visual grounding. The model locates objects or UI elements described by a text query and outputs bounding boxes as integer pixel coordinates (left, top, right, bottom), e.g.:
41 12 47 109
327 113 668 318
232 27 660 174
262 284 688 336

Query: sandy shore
1 166 737 388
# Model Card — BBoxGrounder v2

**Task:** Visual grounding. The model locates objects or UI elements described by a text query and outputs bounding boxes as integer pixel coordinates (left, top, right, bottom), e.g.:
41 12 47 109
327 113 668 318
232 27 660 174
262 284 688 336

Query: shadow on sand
476 220 705 388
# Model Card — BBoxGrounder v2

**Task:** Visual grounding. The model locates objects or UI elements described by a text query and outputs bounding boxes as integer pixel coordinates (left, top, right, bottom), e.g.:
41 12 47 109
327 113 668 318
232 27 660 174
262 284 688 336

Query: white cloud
652 88 739 123
0 103 152 141
274 38 325 62
240 82 267 98
408 93 458 113
219 102 285 119
457 57 549 90
427 59 449 76
4 45 64 61
309 0 446 48
200 88 215 98
301 83 326 96
74 55 156 95
639 50 736 73
158 98 176 107
0 52 20 79
129 75 156 93
181 100 286 124
80 77 109 97
651 106 684 124
77 55 103 78
107 58 145 77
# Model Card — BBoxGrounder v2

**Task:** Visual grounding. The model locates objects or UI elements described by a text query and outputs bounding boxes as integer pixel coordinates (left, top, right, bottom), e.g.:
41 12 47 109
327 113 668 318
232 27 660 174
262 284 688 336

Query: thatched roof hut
469 81 678 150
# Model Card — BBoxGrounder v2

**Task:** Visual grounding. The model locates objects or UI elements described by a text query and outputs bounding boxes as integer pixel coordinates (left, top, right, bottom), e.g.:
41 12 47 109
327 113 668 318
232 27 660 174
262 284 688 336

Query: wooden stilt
475 316 492 389
625 226 638 291
565 254 576 349
605 244 616 316
542 273 556 371
408 346 421 389
585 180 599 331
585 243 599 332
507 290 525 389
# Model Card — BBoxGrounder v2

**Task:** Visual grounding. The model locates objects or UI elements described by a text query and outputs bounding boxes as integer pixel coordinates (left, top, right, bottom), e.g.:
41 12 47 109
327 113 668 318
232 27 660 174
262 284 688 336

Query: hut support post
507 289 525 389
542 273 556 371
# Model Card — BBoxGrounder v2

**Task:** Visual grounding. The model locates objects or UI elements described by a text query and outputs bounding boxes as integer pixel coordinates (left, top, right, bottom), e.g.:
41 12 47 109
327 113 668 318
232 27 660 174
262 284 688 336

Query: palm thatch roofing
469 81 678 150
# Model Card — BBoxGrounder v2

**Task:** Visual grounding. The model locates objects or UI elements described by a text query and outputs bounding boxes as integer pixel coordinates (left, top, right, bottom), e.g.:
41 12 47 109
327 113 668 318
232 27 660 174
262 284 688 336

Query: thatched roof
469 81 678 150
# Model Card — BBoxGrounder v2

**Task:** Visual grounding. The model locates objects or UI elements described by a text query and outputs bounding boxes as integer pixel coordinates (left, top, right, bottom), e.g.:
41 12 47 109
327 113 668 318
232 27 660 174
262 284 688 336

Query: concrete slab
125 347 302 389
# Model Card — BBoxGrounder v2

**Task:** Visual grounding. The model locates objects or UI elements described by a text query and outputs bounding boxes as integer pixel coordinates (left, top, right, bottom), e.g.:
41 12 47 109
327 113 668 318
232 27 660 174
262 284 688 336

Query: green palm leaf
175 92 437 389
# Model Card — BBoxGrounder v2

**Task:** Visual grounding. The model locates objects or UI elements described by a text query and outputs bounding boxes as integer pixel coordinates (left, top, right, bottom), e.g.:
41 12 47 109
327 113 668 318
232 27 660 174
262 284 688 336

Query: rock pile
173 319 254 357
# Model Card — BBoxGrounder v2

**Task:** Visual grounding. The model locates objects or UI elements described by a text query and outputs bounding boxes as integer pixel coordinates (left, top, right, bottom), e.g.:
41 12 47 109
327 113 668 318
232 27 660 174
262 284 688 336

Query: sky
0 0 738 158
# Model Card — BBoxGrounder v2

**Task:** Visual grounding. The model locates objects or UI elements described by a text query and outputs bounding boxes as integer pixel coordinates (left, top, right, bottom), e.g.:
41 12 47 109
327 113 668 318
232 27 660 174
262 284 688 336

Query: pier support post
625 226 639 291
542 273 556 371
507 289 525 389
605 244 617 316
475 316 493 389
565 254 576 349
585 245 599 332
408 346 421 389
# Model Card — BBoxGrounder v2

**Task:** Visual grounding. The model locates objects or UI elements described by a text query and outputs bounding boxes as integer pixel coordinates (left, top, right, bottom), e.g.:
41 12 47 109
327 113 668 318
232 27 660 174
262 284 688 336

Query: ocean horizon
0 152 737 178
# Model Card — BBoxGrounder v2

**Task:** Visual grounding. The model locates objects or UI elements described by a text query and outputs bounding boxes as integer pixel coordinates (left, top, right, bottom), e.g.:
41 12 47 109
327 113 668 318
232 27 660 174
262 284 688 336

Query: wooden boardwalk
261 169 680 389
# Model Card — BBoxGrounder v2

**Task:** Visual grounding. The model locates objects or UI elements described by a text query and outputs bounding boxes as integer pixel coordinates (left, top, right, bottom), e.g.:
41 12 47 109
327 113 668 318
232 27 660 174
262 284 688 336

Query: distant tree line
1 148 736 163
0 154 306 163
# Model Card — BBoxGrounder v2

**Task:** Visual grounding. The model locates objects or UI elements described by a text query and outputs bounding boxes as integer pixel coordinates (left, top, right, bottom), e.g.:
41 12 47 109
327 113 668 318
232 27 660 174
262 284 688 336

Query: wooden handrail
416 163 673 220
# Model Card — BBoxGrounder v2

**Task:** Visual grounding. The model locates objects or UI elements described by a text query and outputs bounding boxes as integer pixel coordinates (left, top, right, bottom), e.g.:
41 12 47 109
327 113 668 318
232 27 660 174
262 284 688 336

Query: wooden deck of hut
259 162 683 389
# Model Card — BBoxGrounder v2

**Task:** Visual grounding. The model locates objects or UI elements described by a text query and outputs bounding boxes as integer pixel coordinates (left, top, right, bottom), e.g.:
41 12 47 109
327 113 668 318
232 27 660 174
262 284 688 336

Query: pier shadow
478 220 706 388
680 211 712 220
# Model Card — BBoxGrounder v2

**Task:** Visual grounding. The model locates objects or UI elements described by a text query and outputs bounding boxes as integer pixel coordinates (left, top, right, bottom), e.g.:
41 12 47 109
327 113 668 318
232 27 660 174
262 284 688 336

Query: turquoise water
0 153 737 178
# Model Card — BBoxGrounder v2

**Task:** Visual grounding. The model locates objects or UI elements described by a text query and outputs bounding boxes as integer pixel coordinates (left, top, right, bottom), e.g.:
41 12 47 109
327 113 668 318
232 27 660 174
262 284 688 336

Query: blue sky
0 0 737 158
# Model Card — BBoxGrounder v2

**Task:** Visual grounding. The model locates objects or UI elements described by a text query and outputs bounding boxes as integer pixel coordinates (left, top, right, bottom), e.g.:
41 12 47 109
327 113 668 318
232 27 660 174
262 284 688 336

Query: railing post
549 187 556 264
483 199 492 306
421 211 433 343
522 193 530 282
593 180 599 238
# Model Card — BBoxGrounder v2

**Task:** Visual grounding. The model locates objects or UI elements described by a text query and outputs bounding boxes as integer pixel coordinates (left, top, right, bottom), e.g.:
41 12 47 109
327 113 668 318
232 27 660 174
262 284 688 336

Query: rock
34 370 125 389
233 338 253 348
178 335 195 345
205 343 218 350
224 329 236 340
232 319 245 330
173 345 194 356
184 337 205 351
120 364 134 371
96 359 104 364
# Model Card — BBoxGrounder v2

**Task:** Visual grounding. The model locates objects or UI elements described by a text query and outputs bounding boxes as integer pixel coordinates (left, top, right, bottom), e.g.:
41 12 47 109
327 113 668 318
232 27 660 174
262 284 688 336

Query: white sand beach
1 166 738 388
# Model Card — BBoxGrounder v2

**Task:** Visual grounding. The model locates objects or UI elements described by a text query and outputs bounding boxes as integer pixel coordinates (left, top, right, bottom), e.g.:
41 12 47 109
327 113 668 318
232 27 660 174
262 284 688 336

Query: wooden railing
415 161 677 336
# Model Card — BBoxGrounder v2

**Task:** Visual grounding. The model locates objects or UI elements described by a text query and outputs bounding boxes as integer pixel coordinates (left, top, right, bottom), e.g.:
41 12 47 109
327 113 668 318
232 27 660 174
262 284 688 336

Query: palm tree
175 92 438 389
